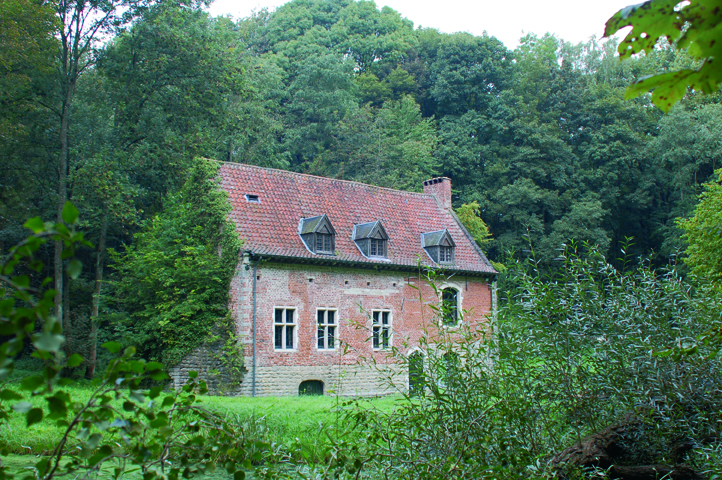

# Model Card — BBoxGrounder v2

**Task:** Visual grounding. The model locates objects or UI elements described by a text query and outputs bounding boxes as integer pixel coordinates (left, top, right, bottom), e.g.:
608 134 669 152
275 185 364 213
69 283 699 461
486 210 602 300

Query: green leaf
26 408 43 427
61 201 79 225
33 332 65 353
86 433 102 450
188 371 198 379
102 341 122 354
149 371 169 381
67 353 84 367
46 395 68 419
0 389 22 400
146 361 163 371
234 471 245 480
605 0 722 111
12 402 32 413
88 445 113 467
67 259 82 280
149 386 163 399
20 376 44 391
23 217 45 234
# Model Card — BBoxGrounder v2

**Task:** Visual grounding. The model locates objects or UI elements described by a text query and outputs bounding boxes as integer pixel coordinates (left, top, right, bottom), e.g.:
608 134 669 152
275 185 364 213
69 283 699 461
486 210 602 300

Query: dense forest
3 0 722 369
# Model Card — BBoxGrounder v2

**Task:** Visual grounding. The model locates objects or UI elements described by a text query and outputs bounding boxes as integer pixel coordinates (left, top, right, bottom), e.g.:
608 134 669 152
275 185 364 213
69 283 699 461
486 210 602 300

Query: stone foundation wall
169 344 245 396
238 362 405 397
170 348 404 397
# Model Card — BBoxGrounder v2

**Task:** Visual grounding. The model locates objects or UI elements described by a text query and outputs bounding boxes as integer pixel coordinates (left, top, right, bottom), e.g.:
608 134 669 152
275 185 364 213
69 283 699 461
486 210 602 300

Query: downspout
251 255 262 397
492 278 498 324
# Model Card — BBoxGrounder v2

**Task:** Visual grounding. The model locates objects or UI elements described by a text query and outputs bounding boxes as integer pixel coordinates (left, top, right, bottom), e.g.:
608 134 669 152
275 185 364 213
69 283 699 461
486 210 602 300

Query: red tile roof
219 162 496 275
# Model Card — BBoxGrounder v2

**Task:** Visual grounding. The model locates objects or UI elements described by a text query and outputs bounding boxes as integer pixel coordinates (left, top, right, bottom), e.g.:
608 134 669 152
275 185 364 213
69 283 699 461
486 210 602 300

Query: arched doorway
409 351 424 397
441 287 459 326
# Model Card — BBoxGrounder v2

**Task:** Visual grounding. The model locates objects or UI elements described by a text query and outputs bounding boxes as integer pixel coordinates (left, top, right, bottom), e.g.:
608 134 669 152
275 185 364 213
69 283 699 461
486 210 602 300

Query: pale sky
206 0 636 49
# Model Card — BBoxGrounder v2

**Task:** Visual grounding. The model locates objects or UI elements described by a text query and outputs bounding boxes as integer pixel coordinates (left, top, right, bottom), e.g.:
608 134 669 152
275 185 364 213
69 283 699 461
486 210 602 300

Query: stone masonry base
171 348 405 397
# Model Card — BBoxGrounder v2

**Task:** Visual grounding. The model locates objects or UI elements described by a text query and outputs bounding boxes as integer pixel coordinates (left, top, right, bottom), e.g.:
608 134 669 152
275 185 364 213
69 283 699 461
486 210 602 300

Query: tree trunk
54 89 72 324
550 414 702 480
63 270 71 350
85 214 108 379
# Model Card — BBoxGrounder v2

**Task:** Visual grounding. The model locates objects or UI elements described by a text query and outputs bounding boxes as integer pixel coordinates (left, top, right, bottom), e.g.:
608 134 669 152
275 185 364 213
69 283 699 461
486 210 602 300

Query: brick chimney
423 177 452 210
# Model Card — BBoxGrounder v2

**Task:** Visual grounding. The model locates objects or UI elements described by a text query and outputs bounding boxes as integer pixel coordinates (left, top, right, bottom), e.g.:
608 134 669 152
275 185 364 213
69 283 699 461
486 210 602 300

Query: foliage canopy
678 168 722 289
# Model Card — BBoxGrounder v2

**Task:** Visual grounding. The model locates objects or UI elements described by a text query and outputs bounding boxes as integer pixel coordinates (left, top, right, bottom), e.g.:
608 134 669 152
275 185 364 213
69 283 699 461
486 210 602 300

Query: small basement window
299 380 324 396
245 194 260 203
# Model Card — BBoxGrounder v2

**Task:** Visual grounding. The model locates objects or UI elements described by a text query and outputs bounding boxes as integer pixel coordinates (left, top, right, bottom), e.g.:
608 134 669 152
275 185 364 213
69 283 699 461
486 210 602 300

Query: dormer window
299 214 336 255
315 233 333 253
353 221 389 259
370 238 384 257
422 229 456 265
439 245 452 263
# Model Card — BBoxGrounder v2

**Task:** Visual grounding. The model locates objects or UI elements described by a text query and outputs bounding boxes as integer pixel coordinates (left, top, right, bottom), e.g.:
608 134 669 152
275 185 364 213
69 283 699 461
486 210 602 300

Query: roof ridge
218 160 438 199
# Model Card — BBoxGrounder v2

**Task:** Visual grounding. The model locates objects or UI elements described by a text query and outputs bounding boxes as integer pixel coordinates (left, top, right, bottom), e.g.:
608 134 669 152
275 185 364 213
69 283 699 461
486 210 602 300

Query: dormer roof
299 214 336 235
353 221 388 240
219 162 496 276
421 229 455 248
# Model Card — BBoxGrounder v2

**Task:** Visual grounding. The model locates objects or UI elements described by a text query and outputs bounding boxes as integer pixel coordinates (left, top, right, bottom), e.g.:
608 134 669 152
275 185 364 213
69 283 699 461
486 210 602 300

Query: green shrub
319 245 722 479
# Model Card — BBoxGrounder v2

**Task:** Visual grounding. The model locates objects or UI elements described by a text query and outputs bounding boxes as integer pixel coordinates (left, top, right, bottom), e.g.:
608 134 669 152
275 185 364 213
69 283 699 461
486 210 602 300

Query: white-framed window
317 309 337 350
372 310 392 350
274 307 296 350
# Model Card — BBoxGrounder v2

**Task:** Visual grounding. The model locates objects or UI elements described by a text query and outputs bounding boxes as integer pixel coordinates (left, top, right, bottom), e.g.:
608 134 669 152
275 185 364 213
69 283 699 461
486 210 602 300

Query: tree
0 0 57 140
605 0 722 111
108 159 242 369
0 0 58 253
332 95 438 190
678 169 722 289
455 202 491 246
46 0 177 325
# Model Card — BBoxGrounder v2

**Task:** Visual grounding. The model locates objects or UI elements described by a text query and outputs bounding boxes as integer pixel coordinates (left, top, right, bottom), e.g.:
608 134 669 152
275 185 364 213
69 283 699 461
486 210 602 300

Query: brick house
172 163 497 396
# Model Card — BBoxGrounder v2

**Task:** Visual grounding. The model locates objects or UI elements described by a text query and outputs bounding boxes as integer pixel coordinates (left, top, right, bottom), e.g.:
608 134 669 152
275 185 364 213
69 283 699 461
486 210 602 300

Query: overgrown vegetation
0 207 281 480
300 246 722 479
678 169 722 291
107 159 243 371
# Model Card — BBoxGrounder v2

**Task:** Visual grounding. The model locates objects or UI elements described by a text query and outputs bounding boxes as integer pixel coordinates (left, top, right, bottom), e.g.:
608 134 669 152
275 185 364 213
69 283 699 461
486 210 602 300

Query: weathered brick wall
220 256 493 397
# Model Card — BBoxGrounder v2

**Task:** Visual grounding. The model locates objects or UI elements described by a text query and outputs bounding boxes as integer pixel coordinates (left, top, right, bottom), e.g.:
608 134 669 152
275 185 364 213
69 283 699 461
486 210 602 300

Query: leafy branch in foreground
605 0 722 112
0 207 283 480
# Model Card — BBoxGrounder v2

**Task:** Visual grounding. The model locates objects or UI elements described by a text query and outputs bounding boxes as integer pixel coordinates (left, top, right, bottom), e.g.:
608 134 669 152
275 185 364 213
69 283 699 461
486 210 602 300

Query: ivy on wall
107 159 243 372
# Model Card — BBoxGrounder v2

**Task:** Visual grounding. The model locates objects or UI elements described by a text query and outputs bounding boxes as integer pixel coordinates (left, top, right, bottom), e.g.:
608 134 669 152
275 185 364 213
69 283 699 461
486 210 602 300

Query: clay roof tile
219 162 496 274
